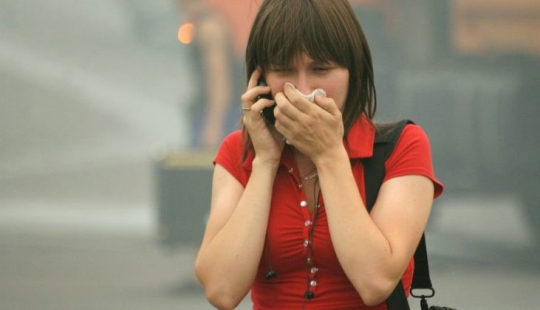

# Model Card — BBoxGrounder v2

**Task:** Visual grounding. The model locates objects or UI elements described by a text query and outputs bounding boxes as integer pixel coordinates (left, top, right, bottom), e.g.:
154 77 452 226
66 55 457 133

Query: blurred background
1 0 539 309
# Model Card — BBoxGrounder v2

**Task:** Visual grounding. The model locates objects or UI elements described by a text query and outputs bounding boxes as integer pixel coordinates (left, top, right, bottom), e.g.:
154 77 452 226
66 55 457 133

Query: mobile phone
257 77 276 125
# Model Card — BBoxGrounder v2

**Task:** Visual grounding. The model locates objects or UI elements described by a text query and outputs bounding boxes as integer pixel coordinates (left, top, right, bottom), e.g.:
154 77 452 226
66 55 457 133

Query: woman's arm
276 83 436 306
315 149 433 306
194 159 278 310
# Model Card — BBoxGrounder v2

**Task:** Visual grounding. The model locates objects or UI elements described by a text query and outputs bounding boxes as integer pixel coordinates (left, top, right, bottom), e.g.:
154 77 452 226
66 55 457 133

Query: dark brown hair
244 0 376 156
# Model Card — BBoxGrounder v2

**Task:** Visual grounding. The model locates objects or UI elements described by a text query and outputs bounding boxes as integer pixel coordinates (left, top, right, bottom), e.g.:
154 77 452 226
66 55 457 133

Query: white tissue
298 88 327 102
286 83 326 102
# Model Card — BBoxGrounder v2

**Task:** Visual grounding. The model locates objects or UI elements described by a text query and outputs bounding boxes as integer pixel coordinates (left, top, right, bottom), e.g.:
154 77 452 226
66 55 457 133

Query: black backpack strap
363 119 413 212
411 234 434 292
362 119 433 310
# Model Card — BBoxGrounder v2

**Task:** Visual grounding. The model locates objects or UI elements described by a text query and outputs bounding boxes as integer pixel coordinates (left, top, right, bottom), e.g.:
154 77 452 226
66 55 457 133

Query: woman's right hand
241 69 284 164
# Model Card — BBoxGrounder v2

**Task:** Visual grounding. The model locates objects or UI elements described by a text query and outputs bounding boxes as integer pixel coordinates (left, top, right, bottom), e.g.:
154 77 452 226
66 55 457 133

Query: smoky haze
0 0 539 309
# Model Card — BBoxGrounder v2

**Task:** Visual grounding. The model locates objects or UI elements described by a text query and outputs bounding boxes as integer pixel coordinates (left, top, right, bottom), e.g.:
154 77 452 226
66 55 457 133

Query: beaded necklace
301 178 320 307
264 169 321 308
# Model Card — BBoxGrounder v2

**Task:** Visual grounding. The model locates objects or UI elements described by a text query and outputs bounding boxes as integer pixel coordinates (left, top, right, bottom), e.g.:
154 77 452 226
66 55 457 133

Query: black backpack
363 120 455 310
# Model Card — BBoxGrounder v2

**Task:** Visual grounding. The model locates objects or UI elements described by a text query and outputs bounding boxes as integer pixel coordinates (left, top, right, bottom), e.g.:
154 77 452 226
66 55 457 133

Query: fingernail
314 89 326 100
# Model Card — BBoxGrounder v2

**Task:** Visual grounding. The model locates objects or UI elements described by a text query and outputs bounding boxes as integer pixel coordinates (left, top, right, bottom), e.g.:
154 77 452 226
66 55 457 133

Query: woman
195 0 443 309
177 0 244 149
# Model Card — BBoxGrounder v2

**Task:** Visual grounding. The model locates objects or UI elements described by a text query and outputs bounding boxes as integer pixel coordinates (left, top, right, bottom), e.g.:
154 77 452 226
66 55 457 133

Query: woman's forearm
313 148 406 306
195 160 278 308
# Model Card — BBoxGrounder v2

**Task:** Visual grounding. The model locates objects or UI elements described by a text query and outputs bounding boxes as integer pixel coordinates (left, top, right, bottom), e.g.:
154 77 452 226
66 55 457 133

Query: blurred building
352 0 540 242
451 0 540 57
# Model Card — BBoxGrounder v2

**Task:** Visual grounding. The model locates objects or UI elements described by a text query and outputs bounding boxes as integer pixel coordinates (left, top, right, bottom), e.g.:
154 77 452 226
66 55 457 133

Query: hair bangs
253 0 351 73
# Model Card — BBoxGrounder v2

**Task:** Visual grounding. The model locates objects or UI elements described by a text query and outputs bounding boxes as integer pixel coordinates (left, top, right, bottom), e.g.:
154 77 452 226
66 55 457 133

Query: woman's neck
291 148 316 177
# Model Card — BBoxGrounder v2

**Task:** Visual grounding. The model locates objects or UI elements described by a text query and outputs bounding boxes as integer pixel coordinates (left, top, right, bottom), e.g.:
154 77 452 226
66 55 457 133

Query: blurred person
207 0 260 58
177 0 245 149
194 0 443 309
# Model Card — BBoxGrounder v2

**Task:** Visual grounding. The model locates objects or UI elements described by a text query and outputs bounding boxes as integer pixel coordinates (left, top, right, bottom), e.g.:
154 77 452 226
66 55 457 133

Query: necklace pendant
302 171 318 181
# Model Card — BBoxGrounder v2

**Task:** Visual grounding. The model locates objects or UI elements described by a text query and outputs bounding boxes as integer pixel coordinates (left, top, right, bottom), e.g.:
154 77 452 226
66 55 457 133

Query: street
1 203 540 310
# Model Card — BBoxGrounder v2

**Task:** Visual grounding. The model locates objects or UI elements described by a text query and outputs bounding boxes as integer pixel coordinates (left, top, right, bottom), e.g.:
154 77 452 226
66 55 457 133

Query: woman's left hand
273 83 345 161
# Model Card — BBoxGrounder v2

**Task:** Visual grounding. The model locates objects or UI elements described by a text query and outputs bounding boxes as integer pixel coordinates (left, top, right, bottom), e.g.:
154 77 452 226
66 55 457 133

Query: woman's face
264 53 349 111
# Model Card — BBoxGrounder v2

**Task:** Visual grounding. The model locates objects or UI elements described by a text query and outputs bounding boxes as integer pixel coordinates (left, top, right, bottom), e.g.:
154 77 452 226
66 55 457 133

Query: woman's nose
294 73 311 95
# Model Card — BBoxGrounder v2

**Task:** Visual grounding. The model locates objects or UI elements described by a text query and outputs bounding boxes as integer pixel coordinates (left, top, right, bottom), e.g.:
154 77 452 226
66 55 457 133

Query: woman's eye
314 67 331 72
